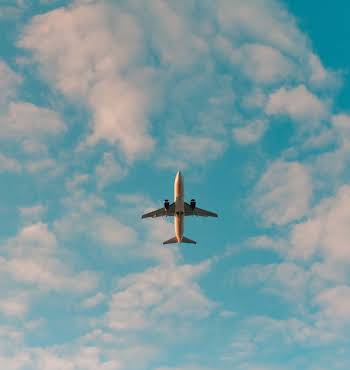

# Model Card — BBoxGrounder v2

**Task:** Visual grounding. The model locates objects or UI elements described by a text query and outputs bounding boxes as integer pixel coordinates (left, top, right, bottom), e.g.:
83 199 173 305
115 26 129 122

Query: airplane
141 171 218 244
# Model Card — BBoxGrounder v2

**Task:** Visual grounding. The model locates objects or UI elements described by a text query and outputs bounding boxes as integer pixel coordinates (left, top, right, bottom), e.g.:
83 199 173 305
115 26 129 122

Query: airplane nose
174 171 184 197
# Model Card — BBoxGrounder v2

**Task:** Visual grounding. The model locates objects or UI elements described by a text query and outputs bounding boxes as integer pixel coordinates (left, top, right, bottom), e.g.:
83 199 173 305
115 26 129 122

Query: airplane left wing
184 202 218 217
142 203 175 218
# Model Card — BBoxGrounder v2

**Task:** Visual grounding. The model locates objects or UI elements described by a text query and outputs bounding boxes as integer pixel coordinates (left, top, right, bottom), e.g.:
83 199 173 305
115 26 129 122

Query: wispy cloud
252 161 313 226
158 134 226 169
0 223 98 295
233 119 267 145
95 152 127 189
266 85 328 123
0 61 22 106
106 261 215 331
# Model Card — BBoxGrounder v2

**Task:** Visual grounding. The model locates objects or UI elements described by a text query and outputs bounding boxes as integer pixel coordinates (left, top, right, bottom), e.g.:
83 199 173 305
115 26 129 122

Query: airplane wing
141 203 175 218
184 202 218 217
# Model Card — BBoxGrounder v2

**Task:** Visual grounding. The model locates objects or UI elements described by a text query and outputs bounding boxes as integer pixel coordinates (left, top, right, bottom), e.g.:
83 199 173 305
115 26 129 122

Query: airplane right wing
141 203 175 218
184 202 218 217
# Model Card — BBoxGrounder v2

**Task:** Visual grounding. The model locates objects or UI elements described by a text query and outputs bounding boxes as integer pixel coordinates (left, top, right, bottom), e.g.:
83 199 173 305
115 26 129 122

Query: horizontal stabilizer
163 236 197 245
163 236 178 245
181 236 196 244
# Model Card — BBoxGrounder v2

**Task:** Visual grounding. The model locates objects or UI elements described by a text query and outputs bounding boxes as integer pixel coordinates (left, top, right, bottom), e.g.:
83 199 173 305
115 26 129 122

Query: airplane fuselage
174 171 185 242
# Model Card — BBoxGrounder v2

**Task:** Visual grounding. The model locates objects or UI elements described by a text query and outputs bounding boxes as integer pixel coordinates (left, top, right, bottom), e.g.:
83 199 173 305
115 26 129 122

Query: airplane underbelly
175 196 184 213
175 214 184 242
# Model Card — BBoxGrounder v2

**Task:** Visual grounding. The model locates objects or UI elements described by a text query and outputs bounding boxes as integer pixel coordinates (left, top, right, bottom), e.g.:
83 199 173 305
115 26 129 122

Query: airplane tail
163 236 196 245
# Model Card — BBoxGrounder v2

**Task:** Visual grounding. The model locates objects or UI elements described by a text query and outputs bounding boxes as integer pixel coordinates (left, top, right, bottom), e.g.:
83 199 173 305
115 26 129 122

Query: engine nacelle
190 199 196 209
164 199 170 210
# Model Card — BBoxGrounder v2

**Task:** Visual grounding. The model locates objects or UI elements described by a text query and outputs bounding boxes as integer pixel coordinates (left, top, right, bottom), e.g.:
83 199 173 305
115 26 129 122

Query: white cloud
92 215 137 247
217 0 307 56
0 103 66 176
0 293 28 318
25 158 62 175
65 173 90 191
0 326 160 370
134 0 208 68
239 262 323 304
315 286 350 321
233 120 267 145
0 62 66 176
0 60 22 106
0 154 22 173
253 161 313 225
242 89 267 111
291 185 350 262
0 223 98 292
306 113 350 181
19 3 141 97
82 292 106 309
32 346 122 370
116 193 145 205
0 353 31 370
158 134 225 169
156 366 214 370
0 102 65 140
19 204 46 223
331 113 350 141
219 310 237 318
54 181 138 251
17 0 336 165
223 314 344 368
95 152 127 189
266 85 328 123
19 2 154 161
301 127 336 150
308 53 337 89
85 77 155 160
246 235 288 255
12 222 57 252
1 1 346 369
229 43 296 84
236 315 338 349
107 262 215 331
0 324 23 346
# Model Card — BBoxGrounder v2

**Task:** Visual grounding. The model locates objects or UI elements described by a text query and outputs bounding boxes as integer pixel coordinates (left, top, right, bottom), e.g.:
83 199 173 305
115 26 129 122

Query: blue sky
1 0 350 369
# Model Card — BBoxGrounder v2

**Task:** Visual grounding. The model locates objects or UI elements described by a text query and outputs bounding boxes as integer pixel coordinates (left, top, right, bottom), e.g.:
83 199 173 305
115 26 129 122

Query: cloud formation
253 161 313 225
0 60 22 106
0 1 347 369
17 0 335 170
266 85 328 123
0 223 97 292
107 262 215 331
19 2 154 161
291 185 350 262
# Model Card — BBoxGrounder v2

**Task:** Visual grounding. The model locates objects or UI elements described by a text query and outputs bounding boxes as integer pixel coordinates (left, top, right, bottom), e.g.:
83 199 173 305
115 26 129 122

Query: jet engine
190 199 196 209
164 199 170 210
